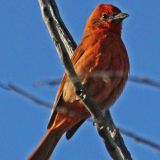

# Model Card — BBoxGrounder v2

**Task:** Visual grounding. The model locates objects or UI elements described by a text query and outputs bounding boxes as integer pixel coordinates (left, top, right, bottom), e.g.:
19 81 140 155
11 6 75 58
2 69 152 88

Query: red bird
29 4 129 160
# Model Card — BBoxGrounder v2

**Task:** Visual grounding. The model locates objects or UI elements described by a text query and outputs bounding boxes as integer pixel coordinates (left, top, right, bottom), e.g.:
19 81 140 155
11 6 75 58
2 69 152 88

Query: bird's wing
66 119 86 139
47 45 85 129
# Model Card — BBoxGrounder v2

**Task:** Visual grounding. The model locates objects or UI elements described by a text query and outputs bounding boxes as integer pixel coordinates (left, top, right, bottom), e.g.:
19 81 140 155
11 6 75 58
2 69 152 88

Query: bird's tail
28 127 62 160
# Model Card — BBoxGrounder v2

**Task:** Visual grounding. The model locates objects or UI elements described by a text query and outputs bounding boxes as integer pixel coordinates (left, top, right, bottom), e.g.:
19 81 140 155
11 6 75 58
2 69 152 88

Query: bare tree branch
38 0 132 159
0 81 52 108
49 0 77 56
129 75 160 89
32 75 160 90
1 82 160 153
32 78 61 87
0 81 12 90
120 128 160 153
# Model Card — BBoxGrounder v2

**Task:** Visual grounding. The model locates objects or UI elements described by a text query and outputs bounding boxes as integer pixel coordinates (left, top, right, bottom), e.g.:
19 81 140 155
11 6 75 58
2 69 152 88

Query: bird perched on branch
29 3 129 160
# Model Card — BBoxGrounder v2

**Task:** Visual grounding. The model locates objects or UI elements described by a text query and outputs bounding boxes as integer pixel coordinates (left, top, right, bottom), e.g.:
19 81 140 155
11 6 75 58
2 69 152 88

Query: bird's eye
102 14 109 19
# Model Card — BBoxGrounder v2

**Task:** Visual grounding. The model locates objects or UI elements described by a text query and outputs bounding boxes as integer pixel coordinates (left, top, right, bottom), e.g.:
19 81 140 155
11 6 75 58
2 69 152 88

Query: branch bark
38 0 132 159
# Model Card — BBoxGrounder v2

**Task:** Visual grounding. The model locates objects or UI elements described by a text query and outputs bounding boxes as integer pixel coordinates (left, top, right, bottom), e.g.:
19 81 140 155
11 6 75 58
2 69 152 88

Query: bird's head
84 4 128 35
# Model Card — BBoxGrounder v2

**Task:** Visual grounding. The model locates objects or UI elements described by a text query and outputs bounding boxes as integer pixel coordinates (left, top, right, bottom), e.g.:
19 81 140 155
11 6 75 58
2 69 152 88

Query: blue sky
0 0 160 159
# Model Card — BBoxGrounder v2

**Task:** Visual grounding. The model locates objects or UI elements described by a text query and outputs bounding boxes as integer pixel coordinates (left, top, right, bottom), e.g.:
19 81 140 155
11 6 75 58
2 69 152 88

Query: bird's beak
113 13 129 23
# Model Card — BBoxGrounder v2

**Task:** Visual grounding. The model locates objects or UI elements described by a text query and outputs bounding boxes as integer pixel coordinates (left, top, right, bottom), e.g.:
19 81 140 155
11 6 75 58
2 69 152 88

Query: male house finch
29 4 129 160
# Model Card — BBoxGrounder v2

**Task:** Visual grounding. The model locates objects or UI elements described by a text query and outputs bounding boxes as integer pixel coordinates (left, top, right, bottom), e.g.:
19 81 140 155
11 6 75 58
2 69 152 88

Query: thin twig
32 78 61 87
129 75 160 89
0 81 52 108
120 128 160 153
32 74 160 90
38 0 132 159
0 81 12 90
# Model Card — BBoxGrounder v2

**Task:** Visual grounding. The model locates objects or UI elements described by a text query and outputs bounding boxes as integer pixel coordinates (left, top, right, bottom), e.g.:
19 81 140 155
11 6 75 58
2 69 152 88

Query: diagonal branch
38 0 132 159
0 81 52 108
120 128 160 153
49 0 76 56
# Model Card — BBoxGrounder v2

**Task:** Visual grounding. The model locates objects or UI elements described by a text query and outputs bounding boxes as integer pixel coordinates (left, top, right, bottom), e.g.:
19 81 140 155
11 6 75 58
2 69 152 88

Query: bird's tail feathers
28 128 62 160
